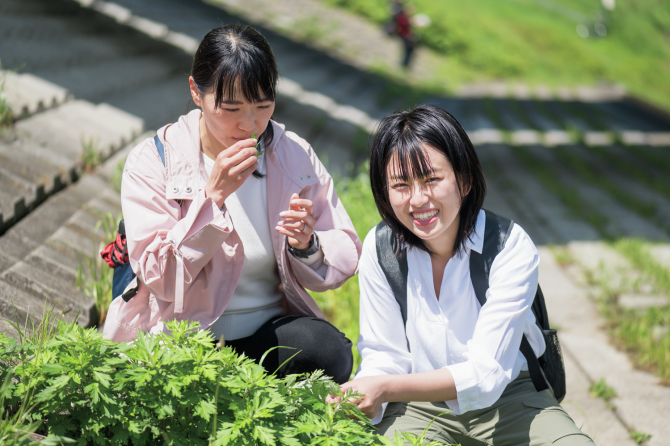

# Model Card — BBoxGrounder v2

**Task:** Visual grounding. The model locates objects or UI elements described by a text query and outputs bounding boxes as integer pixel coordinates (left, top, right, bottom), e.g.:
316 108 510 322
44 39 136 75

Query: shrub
0 318 379 445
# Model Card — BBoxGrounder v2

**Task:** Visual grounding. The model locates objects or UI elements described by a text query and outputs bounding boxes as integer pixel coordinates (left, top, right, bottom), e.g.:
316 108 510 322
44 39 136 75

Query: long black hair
191 24 278 177
369 104 486 256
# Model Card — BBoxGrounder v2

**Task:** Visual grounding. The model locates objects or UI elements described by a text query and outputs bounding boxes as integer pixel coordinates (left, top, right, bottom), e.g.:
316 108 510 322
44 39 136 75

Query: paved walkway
0 0 669 444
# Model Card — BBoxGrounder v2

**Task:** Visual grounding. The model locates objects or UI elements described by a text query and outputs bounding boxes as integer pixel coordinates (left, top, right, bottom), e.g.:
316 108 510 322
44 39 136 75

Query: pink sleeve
287 170 362 292
121 143 232 312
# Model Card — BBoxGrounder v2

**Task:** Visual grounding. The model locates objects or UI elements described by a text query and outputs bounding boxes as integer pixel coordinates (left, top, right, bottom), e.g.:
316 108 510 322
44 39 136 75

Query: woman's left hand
326 376 388 419
276 193 317 250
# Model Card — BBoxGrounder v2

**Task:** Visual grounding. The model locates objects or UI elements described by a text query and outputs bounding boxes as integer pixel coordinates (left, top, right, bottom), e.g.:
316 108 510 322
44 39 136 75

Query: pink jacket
103 110 362 342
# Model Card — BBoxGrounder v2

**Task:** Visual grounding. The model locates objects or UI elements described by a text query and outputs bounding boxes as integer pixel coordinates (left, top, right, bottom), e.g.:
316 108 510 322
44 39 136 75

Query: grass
0 73 13 129
75 212 122 326
630 430 652 445
79 137 101 172
318 0 670 110
311 166 380 372
588 378 617 402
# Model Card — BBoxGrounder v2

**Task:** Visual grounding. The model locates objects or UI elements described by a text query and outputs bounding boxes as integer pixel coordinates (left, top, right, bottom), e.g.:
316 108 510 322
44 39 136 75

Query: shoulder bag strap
470 210 549 392
375 221 410 351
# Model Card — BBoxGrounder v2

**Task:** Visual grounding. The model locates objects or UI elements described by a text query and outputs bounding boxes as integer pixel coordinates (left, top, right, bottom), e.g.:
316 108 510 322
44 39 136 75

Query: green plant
588 378 617 402
110 159 125 193
0 73 13 128
630 430 652 445
311 167 380 372
75 241 114 326
79 136 102 172
0 318 381 445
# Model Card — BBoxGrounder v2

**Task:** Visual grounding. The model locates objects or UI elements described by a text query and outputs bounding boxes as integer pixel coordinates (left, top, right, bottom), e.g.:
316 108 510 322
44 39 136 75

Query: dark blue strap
154 135 165 166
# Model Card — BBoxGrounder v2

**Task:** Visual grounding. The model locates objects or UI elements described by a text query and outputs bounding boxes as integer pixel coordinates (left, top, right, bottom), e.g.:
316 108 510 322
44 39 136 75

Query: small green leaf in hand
252 132 264 157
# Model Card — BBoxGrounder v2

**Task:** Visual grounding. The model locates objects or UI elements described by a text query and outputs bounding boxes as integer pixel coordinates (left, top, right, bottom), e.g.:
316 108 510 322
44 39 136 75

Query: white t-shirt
356 209 545 422
203 149 326 340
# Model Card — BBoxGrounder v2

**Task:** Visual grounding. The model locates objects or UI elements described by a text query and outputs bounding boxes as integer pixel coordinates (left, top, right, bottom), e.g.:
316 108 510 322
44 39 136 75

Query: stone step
15 99 143 160
1 71 71 119
485 145 600 244
0 174 108 271
1 256 94 327
0 279 79 334
561 145 670 231
0 138 73 192
524 145 670 241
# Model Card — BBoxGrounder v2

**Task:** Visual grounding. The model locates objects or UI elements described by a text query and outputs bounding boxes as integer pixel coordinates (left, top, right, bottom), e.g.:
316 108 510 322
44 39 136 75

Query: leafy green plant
630 430 652 445
79 136 102 172
0 318 382 445
588 378 616 402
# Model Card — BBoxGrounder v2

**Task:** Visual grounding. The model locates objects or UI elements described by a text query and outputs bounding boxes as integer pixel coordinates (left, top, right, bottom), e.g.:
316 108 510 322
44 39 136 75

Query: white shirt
356 209 545 423
202 150 327 340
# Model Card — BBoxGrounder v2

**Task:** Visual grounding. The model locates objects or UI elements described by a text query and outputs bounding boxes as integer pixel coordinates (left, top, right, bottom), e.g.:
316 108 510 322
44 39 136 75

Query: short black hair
369 104 486 256
192 24 278 177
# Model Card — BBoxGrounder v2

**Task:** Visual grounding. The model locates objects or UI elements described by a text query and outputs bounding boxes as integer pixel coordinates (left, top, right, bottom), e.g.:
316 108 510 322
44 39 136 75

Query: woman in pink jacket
103 25 362 384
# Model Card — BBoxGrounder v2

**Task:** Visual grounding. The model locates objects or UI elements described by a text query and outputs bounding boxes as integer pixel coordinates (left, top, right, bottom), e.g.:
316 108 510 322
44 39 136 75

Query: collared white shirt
356 209 545 423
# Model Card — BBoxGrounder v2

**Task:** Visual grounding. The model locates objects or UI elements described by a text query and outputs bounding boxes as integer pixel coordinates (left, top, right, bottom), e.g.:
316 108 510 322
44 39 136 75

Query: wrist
205 185 227 208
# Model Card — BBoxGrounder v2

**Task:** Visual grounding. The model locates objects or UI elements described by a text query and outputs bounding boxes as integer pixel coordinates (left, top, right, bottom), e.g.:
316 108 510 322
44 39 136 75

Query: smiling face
189 76 275 152
387 144 468 256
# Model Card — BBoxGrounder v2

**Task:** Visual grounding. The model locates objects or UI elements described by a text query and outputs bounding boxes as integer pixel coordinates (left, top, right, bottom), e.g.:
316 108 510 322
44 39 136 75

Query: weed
0 318 379 445
630 430 652 445
79 136 101 172
512 146 611 237
75 243 113 326
0 73 13 129
588 378 617 402
550 245 576 267
110 159 125 193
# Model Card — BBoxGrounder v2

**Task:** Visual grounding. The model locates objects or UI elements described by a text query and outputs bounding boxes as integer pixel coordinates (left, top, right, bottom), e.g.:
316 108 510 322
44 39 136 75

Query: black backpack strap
470 210 549 393
375 221 410 350
154 134 166 166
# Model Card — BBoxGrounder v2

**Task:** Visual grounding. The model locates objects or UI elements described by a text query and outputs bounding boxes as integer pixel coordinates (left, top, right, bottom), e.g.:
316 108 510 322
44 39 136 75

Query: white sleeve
446 224 541 413
356 227 413 423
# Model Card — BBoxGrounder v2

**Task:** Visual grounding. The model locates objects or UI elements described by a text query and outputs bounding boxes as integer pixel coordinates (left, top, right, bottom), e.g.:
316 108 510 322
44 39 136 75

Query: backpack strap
470 209 549 393
375 221 410 350
154 134 166 166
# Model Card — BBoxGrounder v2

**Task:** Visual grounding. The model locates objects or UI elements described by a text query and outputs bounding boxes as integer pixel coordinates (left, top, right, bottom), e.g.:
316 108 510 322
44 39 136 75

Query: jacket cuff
445 361 479 414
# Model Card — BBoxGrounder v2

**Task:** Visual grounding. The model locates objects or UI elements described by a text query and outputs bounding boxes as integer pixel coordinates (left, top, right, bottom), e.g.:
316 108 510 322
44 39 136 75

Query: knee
276 317 353 384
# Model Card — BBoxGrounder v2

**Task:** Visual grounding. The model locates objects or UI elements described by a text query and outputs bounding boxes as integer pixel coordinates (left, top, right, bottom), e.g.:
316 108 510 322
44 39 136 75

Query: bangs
387 134 435 184
213 57 277 107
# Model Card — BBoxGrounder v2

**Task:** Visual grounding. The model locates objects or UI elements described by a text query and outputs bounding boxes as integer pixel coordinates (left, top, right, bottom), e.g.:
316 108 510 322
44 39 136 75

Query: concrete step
15 99 143 160
0 174 108 269
523 145 670 241
561 145 670 232
484 145 601 244
1 259 95 327
1 71 71 119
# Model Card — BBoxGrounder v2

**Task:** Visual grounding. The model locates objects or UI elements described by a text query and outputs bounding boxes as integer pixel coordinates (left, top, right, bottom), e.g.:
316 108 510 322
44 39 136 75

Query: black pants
224 316 354 384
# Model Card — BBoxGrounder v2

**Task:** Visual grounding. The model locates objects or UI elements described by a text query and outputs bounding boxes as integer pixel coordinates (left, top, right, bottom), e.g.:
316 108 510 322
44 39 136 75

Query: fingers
228 153 259 178
222 138 258 156
289 198 315 215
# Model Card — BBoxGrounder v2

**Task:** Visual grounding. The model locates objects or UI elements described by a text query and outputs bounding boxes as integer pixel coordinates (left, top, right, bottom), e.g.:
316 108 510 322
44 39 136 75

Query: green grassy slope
321 0 670 109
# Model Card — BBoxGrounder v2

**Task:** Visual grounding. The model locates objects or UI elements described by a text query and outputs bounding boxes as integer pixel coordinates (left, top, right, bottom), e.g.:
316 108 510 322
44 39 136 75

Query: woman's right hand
205 138 259 208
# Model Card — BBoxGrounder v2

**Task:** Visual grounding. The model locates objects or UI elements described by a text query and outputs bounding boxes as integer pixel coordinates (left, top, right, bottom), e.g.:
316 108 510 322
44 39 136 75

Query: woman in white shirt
328 105 594 445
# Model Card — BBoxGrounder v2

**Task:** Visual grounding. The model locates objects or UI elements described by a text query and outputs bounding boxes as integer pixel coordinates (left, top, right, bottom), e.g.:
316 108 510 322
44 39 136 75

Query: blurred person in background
396 3 416 68
103 24 361 384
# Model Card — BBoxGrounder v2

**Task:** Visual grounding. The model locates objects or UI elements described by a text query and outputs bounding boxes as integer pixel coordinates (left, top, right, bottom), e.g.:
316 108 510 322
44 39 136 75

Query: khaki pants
377 372 594 446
